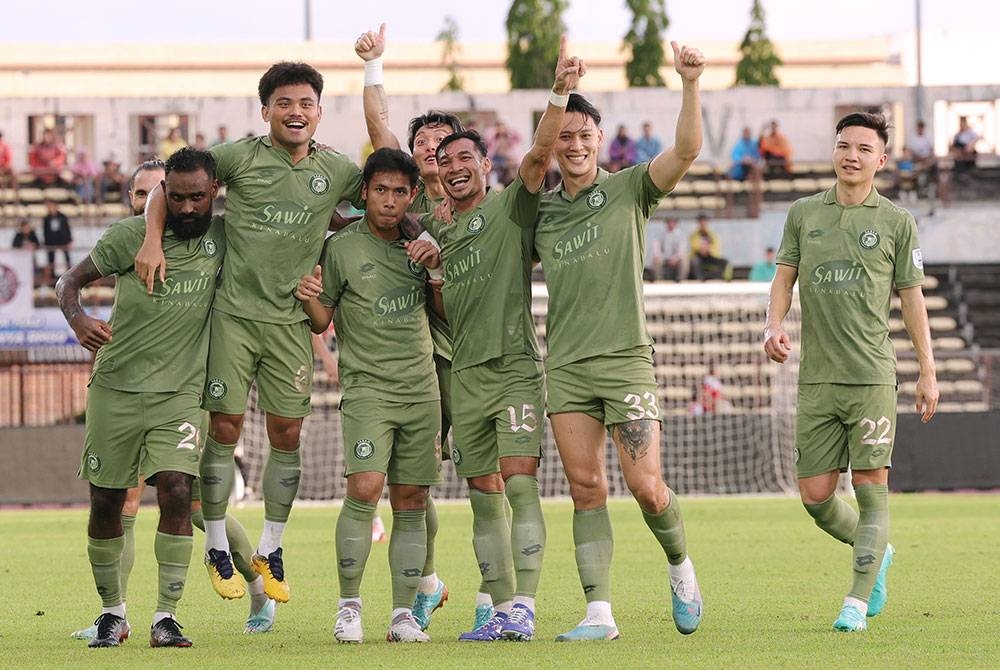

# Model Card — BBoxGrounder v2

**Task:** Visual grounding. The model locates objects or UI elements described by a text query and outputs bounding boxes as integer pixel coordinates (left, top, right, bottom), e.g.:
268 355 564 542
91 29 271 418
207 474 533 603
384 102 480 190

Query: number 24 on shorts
624 392 660 421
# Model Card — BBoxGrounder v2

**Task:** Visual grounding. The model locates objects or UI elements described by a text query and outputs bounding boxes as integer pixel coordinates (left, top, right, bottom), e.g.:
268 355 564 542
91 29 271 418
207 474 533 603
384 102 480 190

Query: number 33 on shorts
623 392 660 421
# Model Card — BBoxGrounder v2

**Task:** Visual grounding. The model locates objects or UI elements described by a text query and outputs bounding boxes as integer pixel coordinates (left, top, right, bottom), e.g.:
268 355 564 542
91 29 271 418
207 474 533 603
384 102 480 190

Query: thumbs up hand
294 265 323 301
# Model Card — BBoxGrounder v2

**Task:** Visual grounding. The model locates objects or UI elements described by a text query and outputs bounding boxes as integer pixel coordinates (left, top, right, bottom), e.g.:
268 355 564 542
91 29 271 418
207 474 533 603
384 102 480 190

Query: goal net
238 283 801 500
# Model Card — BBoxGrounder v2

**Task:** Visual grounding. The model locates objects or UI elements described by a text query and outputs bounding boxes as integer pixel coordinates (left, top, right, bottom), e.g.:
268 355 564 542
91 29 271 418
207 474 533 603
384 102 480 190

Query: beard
165 210 213 240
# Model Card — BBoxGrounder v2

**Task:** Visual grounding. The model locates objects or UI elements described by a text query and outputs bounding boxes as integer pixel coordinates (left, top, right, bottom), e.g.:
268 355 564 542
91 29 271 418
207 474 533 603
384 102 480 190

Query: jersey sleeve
89 218 144 277
209 141 242 184
327 151 365 210
775 202 802 267
893 211 924 289
632 162 669 220
318 238 346 309
420 212 443 240
500 176 540 229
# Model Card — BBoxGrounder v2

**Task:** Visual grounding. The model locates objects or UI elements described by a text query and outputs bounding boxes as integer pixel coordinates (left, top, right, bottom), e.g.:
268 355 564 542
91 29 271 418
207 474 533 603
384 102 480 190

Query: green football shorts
450 354 545 478
795 383 897 478
546 345 661 426
203 309 313 418
81 385 203 489
435 352 453 461
340 396 442 486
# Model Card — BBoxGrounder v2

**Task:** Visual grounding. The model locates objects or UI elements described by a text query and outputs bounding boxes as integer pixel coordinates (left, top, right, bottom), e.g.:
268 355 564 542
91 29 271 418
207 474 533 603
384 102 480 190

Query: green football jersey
89 215 226 393
210 136 363 324
318 220 438 402
776 187 924 385
408 180 453 361
422 177 540 372
536 165 667 369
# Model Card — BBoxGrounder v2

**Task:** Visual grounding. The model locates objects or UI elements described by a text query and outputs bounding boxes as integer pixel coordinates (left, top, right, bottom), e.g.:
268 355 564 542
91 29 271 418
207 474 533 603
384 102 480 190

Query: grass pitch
1 494 997 669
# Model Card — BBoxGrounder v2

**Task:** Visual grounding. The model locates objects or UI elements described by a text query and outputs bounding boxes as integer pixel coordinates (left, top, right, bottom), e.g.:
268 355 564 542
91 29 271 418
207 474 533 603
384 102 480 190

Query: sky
0 0 993 45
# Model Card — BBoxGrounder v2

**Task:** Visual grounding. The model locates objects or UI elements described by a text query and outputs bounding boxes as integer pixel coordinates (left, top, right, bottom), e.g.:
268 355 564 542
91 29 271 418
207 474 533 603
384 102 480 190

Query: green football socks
336 497 377 599
804 493 858 545
262 446 301 524
642 488 687 565
422 495 439 576
505 474 546 598
119 514 136 600
849 484 890 602
573 505 614 603
88 535 124 607
470 489 515 607
389 510 427 609
154 531 192 615
200 436 236 522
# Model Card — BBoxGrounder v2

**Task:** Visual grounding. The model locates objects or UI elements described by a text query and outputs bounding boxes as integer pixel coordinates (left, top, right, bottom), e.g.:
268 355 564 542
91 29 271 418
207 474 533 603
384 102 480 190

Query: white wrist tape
549 90 569 107
364 57 384 86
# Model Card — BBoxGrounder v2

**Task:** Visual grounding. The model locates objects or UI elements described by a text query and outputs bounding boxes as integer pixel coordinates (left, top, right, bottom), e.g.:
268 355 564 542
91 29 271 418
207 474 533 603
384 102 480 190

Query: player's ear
316 104 323 123
209 179 220 199
261 105 271 123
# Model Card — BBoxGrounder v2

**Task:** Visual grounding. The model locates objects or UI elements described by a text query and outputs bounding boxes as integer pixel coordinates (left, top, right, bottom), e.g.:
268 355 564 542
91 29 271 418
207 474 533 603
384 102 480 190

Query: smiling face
262 83 322 153
411 123 453 180
554 111 604 184
833 125 887 188
437 138 490 208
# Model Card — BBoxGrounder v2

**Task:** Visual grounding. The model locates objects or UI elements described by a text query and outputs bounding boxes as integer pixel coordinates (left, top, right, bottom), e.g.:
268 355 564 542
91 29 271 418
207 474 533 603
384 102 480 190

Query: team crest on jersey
859 229 880 249
407 258 424 277
203 239 218 257
586 190 608 210
206 378 227 400
467 214 486 234
309 174 330 195
87 452 102 473
450 447 462 465
354 439 375 460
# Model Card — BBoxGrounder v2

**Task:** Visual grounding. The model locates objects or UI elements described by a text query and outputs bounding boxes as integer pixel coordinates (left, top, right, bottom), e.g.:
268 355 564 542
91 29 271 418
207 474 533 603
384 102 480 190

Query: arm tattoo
614 420 655 465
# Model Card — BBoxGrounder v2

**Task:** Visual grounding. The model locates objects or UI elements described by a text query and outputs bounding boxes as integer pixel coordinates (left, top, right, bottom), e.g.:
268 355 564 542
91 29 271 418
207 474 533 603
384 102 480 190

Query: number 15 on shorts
507 404 537 433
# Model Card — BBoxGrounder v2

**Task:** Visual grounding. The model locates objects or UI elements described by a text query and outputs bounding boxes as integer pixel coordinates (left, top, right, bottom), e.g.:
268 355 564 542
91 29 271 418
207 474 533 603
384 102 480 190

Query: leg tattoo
614 420 655 464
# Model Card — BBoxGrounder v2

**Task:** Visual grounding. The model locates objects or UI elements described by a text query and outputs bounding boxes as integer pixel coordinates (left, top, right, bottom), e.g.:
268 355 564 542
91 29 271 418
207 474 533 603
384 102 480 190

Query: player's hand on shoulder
405 240 440 269
671 41 706 81
763 325 792 363
294 265 323 302
433 198 453 225
355 22 386 61
135 240 166 295
70 314 112 352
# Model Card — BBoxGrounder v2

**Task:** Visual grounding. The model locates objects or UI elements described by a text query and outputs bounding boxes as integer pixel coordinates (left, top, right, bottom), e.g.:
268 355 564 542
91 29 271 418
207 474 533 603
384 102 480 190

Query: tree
505 0 567 89
734 0 782 86
623 0 670 88
437 15 465 92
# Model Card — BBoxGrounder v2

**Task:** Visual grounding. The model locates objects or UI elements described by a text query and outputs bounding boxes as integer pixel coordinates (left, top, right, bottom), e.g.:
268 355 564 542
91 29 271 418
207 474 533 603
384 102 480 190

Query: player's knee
346 473 386 503
265 416 303 449
389 484 428 511
210 412 244 443
628 477 668 512
467 472 504 493
499 456 538 480
567 474 608 508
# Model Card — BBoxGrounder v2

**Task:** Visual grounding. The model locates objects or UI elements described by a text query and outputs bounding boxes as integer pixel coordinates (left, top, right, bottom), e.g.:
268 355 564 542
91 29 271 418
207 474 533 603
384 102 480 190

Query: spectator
660 216 690 281
11 219 40 250
41 199 72 281
729 126 761 181
158 126 187 159
71 149 100 203
193 132 208 151
758 120 793 177
486 120 521 186
950 116 979 176
0 130 17 198
748 246 777 282
28 128 68 186
688 213 730 280
644 218 666 281
908 120 937 197
212 124 229 147
606 124 637 172
97 157 127 205
895 147 918 203
634 121 663 164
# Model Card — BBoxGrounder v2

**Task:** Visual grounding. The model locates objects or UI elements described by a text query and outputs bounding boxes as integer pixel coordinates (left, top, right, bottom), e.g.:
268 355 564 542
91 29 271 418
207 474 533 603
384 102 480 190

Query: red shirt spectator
29 129 67 186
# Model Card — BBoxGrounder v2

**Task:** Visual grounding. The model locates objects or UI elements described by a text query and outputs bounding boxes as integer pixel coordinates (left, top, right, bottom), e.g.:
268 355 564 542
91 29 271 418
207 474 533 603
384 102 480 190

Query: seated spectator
689 213 730 280
71 149 100 203
158 126 187 159
644 217 666 281
41 199 72 282
486 120 521 186
660 217 690 281
729 126 761 181
908 120 937 197
193 132 208 151
951 116 979 176
895 148 919 203
11 219 40 250
212 124 229 147
635 122 663 164
97 158 127 205
0 130 17 198
758 120 793 177
748 246 777 282
606 124 637 172
28 129 68 187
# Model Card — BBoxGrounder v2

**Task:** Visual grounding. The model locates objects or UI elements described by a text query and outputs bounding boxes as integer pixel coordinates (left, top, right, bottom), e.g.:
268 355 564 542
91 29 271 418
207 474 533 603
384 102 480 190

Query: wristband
549 90 569 107
428 265 444 281
364 57 384 87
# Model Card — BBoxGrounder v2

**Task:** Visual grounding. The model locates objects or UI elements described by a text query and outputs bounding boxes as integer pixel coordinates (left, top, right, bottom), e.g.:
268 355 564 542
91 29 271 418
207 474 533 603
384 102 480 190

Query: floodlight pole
914 0 924 122
304 0 313 41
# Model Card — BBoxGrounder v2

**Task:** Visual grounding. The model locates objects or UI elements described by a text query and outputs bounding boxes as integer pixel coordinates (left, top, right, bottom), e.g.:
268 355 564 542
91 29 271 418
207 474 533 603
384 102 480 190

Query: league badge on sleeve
912 248 924 269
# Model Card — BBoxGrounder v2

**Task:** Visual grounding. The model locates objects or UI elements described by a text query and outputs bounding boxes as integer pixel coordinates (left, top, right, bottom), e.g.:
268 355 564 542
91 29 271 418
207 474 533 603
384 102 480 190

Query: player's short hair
566 93 602 127
836 112 890 147
436 130 488 161
164 148 216 180
407 111 464 152
128 159 166 192
258 62 324 106
363 148 420 188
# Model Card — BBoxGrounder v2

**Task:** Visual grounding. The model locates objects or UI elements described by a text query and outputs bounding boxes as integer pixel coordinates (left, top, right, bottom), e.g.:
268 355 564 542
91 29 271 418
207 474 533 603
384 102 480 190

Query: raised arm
518 36 584 193
648 42 706 193
356 23 401 151
899 285 939 423
763 263 798 364
55 257 113 352
134 183 167 294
